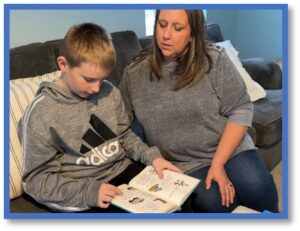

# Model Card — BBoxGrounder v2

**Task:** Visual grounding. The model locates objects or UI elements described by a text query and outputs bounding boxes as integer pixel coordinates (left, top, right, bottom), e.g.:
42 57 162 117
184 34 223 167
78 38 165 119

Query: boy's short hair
60 23 116 70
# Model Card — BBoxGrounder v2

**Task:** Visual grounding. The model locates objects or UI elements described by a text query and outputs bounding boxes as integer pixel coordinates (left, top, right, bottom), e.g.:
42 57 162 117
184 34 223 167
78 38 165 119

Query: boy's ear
57 56 69 72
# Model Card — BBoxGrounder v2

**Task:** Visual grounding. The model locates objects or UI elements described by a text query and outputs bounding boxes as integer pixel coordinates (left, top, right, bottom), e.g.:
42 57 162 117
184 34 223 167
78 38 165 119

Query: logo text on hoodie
76 114 120 166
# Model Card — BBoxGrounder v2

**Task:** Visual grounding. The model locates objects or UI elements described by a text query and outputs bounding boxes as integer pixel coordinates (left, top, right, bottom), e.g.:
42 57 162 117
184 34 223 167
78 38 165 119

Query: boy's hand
98 183 123 208
152 157 182 179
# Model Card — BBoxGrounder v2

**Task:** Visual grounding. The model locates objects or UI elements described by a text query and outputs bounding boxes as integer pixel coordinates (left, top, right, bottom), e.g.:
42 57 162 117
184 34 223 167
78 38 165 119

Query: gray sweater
120 45 255 173
19 80 162 212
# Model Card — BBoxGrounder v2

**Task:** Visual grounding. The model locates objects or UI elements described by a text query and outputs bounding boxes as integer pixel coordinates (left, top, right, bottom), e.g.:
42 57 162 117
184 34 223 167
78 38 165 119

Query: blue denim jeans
188 150 279 213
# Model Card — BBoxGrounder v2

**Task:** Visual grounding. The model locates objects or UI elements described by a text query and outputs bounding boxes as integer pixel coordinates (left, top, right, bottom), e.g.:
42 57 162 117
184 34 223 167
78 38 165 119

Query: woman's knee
242 177 279 213
226 152 278 211
191 181 238 213
226 151 276 197
234 165 277 203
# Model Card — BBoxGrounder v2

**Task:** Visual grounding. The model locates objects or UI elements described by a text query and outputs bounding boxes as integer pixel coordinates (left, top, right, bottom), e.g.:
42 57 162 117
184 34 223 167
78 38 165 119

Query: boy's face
58 57 110 98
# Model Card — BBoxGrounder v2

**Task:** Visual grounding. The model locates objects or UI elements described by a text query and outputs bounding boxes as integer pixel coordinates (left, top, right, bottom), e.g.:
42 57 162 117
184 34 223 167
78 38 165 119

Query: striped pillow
9 71 61 199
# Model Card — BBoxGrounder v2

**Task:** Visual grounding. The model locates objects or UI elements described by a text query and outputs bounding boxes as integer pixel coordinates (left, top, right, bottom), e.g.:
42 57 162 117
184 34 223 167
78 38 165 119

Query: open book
111 166 200 213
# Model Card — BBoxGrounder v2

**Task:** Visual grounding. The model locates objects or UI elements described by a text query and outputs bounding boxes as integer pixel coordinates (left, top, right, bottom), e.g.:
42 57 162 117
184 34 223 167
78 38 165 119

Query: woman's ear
57 56 69 72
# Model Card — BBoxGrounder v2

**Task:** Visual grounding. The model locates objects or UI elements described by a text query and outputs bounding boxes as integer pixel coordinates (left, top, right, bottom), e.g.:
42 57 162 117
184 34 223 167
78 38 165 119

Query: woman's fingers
225 181 235 207
219 184 226 206
225 183 231 207
219 181 235 207
229 182 235 204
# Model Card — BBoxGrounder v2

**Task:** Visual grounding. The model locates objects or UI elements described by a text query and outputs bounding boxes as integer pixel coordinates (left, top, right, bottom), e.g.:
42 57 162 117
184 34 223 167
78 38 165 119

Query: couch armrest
241 58 282 89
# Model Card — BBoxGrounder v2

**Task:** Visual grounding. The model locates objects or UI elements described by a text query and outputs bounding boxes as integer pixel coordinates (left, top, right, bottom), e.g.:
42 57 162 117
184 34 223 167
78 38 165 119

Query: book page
129 166 200 206
111 184 178 213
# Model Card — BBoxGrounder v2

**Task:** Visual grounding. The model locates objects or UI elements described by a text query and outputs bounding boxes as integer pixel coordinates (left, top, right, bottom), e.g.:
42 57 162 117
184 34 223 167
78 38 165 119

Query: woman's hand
205 162 235 207
152 157 182 179
98 183 123 208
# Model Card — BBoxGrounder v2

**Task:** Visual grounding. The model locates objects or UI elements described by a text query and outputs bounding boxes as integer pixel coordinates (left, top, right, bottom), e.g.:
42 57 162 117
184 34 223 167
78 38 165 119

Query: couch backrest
10 41 61 80
109 31 142 86
10 24 223 83
10 31 142 87
205 23 224 43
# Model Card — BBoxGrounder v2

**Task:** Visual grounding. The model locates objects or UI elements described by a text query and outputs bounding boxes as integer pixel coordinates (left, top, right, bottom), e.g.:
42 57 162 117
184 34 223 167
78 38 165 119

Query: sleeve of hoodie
210 49 254 127
18 113 102 212
112 86 162 165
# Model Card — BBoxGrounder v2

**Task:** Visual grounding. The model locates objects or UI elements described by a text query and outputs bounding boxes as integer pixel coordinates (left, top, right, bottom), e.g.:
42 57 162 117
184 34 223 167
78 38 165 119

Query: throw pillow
9 70 61 199
216 40 267 102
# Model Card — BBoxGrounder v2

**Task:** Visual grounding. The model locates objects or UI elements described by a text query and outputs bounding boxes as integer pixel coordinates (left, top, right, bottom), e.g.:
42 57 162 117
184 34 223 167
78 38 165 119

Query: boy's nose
90 82 100 93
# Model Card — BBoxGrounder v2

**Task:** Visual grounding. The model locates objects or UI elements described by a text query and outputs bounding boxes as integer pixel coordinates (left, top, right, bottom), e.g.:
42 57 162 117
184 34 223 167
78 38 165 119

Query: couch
8 23 282 213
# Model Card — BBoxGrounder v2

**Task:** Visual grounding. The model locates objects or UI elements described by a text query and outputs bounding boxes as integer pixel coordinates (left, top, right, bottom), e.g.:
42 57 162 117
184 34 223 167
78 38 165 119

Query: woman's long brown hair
133 10 212 90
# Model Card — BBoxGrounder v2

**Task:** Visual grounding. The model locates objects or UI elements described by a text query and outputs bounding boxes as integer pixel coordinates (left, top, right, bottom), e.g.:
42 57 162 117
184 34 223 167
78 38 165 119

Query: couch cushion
216 40 267 102
252 89 282 146
205 23 224 43
10 43 59 80
241 58 282 90
10 31 142 87
9 71 61 199
10 193 51 213
108 31 142 87
139 36 153 49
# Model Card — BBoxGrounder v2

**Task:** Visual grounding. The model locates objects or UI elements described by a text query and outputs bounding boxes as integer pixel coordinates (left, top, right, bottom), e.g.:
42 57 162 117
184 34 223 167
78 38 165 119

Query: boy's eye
84 77 98 83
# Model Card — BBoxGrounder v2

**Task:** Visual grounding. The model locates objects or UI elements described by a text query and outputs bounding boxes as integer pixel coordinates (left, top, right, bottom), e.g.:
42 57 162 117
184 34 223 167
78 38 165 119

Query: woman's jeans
188 150 279 213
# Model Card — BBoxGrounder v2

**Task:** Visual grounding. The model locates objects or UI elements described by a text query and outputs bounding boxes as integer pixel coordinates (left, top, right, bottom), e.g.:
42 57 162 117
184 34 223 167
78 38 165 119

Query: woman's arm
212 123 248 167
206 49 254 207
206 123 248 207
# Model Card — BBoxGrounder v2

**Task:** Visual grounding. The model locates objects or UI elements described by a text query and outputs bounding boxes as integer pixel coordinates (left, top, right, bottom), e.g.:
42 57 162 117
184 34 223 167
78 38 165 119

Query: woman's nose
163 27 172 40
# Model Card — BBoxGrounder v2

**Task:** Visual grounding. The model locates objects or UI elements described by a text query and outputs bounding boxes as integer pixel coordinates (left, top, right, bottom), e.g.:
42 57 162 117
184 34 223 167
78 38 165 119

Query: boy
18 23 180 212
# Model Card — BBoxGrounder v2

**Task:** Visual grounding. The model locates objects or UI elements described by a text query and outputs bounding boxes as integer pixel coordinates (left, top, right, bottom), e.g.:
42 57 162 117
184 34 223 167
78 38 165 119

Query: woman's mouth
161 43 172 50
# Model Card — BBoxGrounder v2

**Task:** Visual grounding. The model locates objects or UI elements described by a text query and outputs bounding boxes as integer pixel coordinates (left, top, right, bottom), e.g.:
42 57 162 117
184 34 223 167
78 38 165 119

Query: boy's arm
19 124 102 212
113 87 163 165
122 131 163 165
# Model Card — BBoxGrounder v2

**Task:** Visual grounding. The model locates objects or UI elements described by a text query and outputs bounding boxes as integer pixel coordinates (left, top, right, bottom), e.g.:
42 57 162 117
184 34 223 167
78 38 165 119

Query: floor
235 59 283 214
271 161 282 212
270 58 283 212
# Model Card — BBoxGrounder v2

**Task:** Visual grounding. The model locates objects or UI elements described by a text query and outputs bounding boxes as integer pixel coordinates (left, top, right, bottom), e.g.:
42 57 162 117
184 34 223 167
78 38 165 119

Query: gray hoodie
19 79 162 212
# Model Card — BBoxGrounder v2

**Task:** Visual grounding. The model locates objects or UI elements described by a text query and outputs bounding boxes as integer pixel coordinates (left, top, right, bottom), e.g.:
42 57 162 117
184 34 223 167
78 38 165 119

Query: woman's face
156 10 192 61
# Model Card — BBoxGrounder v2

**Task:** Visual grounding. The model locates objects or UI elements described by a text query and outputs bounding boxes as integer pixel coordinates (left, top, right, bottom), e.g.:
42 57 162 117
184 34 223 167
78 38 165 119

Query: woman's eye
175 26 183 31
158 21 167 28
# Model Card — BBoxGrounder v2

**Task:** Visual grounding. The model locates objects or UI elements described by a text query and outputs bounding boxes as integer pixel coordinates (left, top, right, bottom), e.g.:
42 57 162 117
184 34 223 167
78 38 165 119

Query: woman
119 10 278 213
